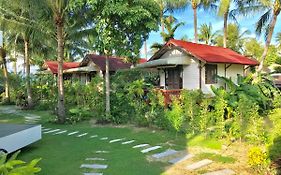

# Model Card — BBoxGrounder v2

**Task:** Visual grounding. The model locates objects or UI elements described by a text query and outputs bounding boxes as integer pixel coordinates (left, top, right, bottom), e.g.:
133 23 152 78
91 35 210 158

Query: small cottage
42 54 132 83
137 39 259 94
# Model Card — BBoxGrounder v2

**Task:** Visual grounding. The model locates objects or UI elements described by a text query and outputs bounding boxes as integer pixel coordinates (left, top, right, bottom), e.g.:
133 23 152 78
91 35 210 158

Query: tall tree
215 23 250 53
154 0 186 40
198 23 218 45
151 15 184 51
0 45 9 102
256 0 281 71
83 0 160 117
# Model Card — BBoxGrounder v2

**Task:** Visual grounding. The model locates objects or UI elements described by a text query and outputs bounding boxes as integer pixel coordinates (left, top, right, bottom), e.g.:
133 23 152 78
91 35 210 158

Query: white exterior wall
156 48 245 94
201 64 244 94
159 70 165 88
182 59 200 90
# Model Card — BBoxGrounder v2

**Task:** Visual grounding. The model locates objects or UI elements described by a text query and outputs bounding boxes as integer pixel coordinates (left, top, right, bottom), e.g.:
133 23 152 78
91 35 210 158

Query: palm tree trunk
1 54 9 102
193 7 198 43
223 11 228 48
13 35 17 74
105 53 110 116
257 13 278 72
57 20 66 123
24 39 33 108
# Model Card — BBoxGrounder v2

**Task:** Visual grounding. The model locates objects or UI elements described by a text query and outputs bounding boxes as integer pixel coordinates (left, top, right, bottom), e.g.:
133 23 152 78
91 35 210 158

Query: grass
194 153 236 164
0 105 189 175
187 134 222 150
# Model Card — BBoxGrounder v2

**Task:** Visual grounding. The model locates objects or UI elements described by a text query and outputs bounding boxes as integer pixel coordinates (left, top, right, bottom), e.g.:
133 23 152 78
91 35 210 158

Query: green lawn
0 106 188 175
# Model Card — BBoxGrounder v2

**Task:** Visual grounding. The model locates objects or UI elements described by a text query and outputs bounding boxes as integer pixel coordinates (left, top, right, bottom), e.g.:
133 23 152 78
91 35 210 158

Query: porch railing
158 89 182 105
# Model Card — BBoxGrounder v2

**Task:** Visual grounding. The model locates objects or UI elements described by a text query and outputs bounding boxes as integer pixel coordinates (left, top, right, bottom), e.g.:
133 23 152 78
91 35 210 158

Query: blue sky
141 7 281 58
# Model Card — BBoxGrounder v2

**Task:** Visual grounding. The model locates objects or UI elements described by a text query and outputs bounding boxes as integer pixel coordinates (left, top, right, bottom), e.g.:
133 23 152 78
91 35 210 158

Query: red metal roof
139 58 148 64
44 61 80 74
166 39 259 65
85 54 132 71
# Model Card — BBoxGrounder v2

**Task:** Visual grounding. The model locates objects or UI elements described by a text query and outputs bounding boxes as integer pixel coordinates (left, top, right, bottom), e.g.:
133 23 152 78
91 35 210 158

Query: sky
140 6 281 58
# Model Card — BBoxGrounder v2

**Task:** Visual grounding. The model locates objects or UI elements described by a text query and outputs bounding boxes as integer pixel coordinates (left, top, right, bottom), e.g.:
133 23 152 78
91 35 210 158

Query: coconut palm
255 0 281 71
179 0 218 43
151 15 185 51
154 0 186 38
276 32 281 47
198 23 218 45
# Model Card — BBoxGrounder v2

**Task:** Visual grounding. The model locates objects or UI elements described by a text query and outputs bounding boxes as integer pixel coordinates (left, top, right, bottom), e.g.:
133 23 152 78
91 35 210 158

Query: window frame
205 64 218 84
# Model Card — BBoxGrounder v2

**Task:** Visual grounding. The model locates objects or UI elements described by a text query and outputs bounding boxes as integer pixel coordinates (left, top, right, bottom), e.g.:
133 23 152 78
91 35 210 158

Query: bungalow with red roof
137 39 259 94
42 54 132 83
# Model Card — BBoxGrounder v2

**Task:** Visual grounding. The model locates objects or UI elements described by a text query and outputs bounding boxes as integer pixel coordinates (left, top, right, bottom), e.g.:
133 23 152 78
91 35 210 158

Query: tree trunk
13 36 17 74
105 53 110 117
144 40 148 59
193 7 198 43
56 20 66 123
257 13 278 72
1 51 10 102
223 11 228 48
24 39 33 108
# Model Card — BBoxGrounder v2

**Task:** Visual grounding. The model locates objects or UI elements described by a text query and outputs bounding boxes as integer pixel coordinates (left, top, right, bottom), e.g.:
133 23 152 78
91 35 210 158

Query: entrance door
165 66 182 89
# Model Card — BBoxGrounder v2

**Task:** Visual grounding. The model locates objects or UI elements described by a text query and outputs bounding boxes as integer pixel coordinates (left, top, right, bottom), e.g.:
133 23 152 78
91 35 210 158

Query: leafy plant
248 147 268 173
0 151 41 175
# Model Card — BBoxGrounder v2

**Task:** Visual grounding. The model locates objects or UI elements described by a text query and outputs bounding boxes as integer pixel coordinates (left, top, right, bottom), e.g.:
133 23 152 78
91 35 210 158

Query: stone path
83 173 103 175
77 133 88 137
68 131 79 136
86 158 106 161
202 169 235 175
141 146 162 153
43 129 60 134
38 124 235 175
80 164 108 169
109 138 125 143
186 159 213 170
133 144 149 148
152 149 178 159
168 153 194 164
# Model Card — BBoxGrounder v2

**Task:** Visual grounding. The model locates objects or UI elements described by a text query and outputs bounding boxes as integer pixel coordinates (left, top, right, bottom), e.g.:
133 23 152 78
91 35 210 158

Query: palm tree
0 46 10 102
155 0 186 39
276 32 281 47
198 23 218 45
256 0 281 71
151 15 184 51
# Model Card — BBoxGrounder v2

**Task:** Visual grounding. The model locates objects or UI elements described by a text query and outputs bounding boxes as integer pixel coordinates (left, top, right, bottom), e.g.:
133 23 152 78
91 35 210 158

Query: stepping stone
43 129 60 134
86 158 106 161
77 133 88 137
83 173 103 175
68 131 79 136
133 144 149 148
186 159 213 170
202 169 235 175
90 135 98 138
96 151 109 154
42 128 52 131
100 137 108 140
152 149 178 159
168 154 194 164
80 164 108 169
53 130 67 135
109 138 125 143
141 146 162 153
122 140 135 145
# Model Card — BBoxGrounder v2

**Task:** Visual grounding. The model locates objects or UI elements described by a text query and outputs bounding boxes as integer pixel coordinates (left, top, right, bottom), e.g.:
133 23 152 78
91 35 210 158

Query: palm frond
255 9 272 36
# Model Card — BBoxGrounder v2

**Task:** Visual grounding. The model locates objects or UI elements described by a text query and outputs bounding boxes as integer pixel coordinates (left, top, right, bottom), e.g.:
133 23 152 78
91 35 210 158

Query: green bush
0 151 41 175
67 107 93 124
